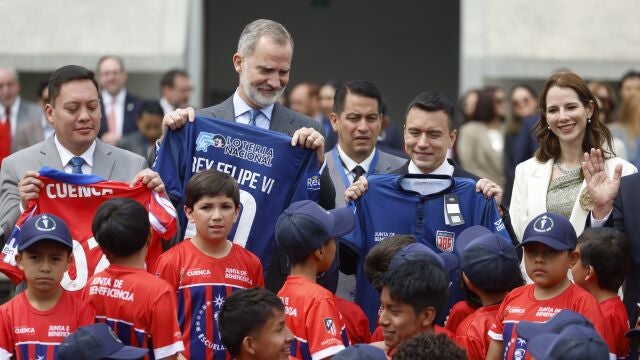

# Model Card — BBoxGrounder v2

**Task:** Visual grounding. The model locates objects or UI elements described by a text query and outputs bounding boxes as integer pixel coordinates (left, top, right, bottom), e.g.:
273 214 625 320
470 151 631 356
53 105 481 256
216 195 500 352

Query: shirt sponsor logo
195 132 274 167
306 174 321 191
436 230 455 253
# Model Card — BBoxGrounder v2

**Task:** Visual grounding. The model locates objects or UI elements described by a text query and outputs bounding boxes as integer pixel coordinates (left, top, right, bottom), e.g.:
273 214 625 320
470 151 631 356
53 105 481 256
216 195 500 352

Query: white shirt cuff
590 210 612 228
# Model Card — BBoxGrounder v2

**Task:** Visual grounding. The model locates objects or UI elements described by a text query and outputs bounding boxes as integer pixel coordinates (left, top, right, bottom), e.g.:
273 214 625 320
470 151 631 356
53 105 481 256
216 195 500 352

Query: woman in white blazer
510 72 637 241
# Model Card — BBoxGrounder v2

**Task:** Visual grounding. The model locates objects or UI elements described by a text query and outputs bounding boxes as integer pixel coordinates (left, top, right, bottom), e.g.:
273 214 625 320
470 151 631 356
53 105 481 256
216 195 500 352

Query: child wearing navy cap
0 214 95 359
571 227 630 357
486 212 606 360
275 200 355 360
58 323 149 360
455 226 524 360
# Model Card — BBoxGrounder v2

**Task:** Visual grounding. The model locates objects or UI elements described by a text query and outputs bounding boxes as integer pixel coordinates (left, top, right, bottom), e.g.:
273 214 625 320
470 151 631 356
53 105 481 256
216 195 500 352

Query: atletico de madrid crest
324 318 336 335
436 230 455 253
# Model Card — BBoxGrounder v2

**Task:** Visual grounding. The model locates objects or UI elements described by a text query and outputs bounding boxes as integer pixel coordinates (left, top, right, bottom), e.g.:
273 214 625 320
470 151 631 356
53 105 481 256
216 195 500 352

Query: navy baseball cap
519 212 577 251
333 344 387 360
275 200 355 261
516 310 594 341
461 232 520 293
526 324 609 360
18 213 72 251
57 323 149 360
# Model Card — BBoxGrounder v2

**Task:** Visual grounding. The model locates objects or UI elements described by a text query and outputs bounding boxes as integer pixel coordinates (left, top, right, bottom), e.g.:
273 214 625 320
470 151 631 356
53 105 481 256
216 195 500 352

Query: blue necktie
248 108 259 126
69 156 85 174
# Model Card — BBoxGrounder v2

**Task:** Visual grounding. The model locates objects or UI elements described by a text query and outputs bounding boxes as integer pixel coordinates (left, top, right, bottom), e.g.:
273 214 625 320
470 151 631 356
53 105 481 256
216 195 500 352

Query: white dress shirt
232 91 274 129
101 89 126 135
54 135 95 174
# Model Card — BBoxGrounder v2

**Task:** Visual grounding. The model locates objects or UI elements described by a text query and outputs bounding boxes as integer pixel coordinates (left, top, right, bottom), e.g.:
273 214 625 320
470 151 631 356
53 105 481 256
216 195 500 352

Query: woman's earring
587 117 591 124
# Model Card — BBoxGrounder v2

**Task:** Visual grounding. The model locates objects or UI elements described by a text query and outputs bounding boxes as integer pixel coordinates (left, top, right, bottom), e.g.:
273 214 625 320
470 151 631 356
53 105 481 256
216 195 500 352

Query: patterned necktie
248 108 259 126
69 156 85 174
352 165 366 182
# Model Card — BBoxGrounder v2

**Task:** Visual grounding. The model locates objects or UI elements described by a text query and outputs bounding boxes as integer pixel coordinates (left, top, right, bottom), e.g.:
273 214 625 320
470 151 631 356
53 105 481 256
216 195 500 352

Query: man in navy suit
584 149 640 325
96 55 142 145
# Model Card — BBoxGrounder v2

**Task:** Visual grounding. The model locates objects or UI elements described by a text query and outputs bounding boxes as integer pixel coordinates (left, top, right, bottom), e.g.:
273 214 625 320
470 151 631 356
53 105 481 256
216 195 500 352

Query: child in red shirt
218 288 295 360
486 212 606 360
455 226 524 360
0 214 95 359
571 227 630 358
276 200 355 360
82 198 184 359
155 170 264 359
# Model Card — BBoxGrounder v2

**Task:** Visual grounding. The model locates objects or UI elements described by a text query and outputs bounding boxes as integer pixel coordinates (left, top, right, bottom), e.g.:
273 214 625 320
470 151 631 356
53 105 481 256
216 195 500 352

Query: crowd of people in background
1 17 640 360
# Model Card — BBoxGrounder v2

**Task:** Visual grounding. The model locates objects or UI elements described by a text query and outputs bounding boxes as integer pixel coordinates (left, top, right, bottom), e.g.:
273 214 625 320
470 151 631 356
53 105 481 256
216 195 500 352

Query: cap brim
106 346 149 359
517 236 572 251
327 207 355 238
516 314 591 340
18 234 72 252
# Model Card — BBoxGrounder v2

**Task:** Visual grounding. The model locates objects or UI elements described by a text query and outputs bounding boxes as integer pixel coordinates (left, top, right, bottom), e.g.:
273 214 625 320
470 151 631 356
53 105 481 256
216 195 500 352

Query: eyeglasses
512 97 532 107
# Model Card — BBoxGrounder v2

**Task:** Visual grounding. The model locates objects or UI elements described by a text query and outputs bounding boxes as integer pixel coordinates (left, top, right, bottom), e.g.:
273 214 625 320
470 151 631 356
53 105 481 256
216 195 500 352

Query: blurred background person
457 88 479 127
319 79 342 150
457 86 507 189
97 55 142 145
504 84 539 206
117 100 164 163
0 67 41 165
376 100 406 158
609 92 640 168
159 68 192 115
588 80 617 124
619 70 640 103
288 82 322 121
510 71 636 240
14 79 54 151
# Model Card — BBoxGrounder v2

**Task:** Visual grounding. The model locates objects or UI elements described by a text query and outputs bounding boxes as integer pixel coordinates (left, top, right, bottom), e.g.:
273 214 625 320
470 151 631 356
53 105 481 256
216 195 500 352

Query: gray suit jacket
12 100 42 152
0 136 147 241
14 115 45 151
326 148 406 208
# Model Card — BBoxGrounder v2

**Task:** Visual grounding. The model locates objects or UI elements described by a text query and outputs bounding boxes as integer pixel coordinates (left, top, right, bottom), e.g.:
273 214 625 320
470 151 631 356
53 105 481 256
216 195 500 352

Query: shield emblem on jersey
436 231 455 253
324 318 336 336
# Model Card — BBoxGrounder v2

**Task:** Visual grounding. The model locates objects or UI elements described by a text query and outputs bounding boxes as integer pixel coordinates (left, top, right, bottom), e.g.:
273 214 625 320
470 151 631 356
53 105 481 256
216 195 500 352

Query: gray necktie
248 108 260 126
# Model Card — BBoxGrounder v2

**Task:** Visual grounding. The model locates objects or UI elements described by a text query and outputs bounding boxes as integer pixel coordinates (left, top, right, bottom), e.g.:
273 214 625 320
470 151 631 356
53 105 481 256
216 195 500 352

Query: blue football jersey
343 173 511 330
153 116 320 269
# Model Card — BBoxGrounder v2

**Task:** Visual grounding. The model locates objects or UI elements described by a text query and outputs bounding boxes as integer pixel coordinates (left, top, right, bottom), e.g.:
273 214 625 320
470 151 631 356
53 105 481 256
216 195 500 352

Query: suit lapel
528 159 553 214
38 136 64 170
269 104 294 135
92 141 115 178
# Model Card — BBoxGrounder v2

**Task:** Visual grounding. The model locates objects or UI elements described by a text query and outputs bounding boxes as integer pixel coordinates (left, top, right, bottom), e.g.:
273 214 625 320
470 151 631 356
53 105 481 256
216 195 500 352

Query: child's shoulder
503 283 534 302
230 243 261 263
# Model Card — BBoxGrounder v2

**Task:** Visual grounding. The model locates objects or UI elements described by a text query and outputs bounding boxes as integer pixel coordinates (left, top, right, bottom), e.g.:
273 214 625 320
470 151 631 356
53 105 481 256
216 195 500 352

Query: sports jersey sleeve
0 307 14 359
487 301 505 341
475 198 512 243
339 202 364 257
572 294 607 343
150 287 184 359
289 149 321 204
153 125 189 205
253 260 265 288
305 298 346 360
455 334 484 360
77 301 97 327
154 253 180 291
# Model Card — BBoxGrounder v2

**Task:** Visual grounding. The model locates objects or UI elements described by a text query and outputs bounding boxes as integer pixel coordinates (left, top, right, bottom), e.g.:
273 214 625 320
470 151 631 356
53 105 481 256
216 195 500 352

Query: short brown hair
364 234 416 290
534 72 614 162
184 170 240 209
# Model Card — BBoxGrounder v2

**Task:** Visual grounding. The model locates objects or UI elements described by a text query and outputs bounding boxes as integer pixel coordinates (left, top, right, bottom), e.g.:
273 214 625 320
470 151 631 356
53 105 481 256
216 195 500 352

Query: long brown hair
617 92 640 145
534 72 614 162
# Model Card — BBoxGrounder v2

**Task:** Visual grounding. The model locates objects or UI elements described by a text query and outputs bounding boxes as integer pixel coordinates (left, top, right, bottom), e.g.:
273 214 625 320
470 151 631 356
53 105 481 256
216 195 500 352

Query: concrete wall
461 0 640 94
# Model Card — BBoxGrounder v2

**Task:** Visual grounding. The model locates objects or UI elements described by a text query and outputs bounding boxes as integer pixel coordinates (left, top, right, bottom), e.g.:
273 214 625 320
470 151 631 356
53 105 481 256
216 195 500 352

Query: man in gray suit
325 80 405 300
325 80 405 208
161 19 333 291
0 65 164 243
0 67 42 154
